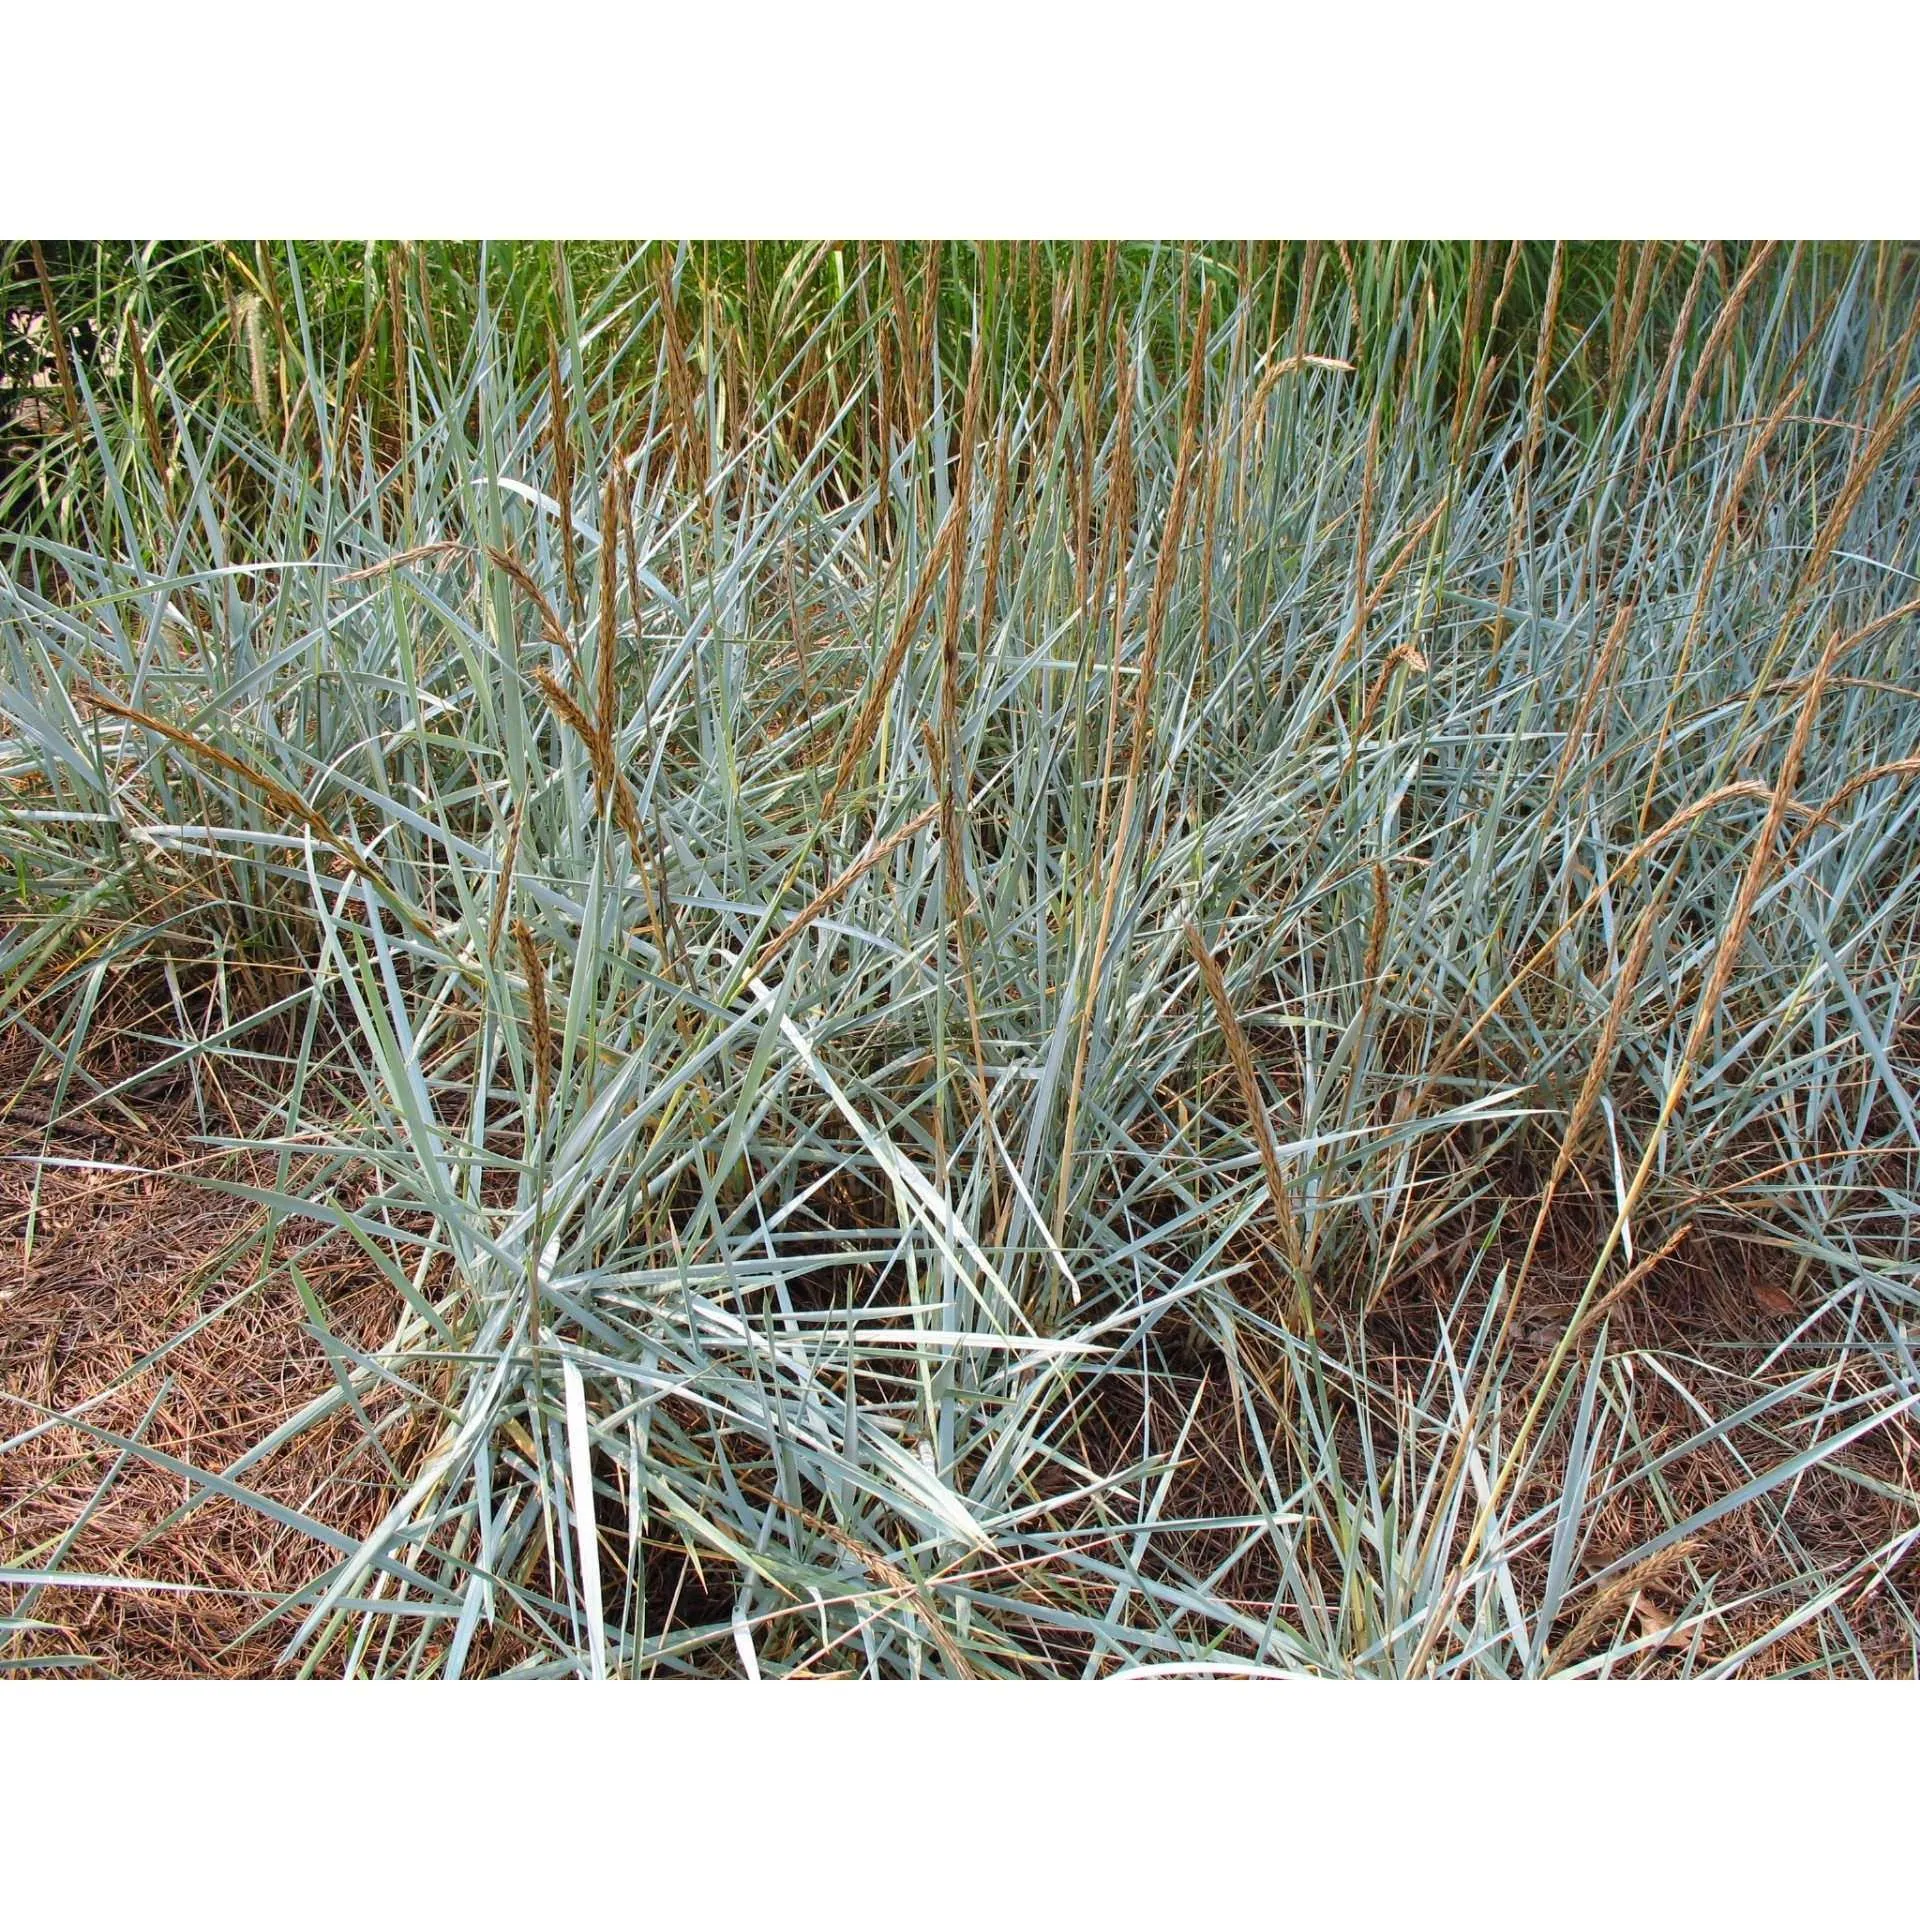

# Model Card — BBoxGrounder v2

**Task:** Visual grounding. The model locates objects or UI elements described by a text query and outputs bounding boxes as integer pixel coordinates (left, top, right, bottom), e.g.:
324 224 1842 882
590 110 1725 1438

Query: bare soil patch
0 1000 421 1677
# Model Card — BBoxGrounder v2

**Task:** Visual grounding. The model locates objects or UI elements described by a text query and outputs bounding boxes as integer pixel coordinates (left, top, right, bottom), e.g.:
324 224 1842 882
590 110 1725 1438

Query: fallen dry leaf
1633 1593 1674 1636
1634 1592 1706 1658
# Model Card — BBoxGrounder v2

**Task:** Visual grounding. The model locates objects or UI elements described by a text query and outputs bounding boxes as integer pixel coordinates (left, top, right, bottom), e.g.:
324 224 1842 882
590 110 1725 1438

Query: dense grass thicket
4 241 1919 1676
